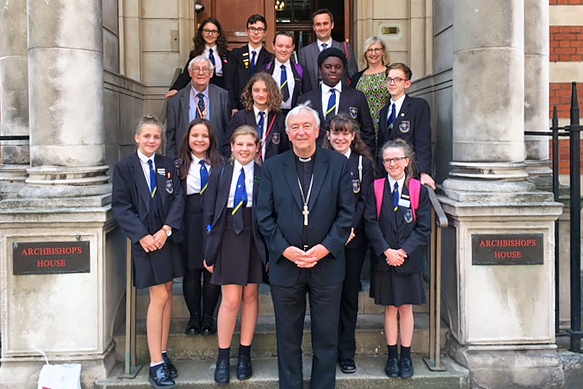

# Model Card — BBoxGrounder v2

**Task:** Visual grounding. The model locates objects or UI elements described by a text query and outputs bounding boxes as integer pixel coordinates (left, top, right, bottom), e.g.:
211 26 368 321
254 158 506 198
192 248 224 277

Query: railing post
121 238 142 378
568 82 581 353
552 106 561 335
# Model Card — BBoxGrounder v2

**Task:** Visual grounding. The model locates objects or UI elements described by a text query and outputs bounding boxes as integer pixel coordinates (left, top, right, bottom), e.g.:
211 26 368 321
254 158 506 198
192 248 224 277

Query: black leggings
182 268 221 318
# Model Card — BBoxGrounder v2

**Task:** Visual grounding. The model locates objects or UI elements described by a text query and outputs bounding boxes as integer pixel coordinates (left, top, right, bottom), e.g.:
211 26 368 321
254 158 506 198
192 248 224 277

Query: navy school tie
196 93 206 118
257 111 265 139
199 160 208 194
393 181 399 211
148 159 157 197
388 103 396 129
325 88 336 119
232 168 247 234
280 65 290 102
208 48 216 75
250 50 257 76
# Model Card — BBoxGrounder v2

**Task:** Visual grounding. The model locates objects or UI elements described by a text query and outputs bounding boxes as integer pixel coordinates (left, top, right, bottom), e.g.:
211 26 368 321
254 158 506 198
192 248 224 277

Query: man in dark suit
377 62 435 188
298 8 358 93
298 48 375 154
256 104 354 389
225 14 274 113
111 115 184 388
263 31 303 113
166 55 230 160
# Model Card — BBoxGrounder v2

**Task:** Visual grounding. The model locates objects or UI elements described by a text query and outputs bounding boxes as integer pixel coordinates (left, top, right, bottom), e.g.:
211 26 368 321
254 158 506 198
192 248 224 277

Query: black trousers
271 272 343 389
338 244 367 360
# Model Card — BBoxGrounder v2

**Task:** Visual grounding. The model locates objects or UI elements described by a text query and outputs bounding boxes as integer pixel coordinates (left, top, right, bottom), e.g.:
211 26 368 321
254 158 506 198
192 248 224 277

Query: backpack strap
374 178 386 220
408 178 421 222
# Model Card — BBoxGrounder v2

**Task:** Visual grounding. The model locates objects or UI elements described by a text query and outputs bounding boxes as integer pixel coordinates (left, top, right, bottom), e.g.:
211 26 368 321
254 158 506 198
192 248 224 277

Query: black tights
182 268 221 318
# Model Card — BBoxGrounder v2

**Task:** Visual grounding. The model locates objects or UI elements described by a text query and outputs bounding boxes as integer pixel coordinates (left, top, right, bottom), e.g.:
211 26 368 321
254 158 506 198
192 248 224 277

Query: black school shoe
384 357 399 378
214 358 230 385
148 364 175 388
162 353 178 379
185 314 201 335
236 355 253 380
399 356 414 379
201 314 217 336
339 359 357 374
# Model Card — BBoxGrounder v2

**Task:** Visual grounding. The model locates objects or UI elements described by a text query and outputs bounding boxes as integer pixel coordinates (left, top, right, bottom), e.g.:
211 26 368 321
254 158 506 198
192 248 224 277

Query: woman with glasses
165 17 230 99
364 139 431 380
350 36 391 150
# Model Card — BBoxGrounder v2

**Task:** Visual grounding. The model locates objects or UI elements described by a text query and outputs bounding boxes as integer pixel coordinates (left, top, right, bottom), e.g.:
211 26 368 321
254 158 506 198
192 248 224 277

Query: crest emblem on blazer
352 179 361 194
271 132 280 145
399 120 411 133
165 172 174 194
349 106 358 119
404 209 413 223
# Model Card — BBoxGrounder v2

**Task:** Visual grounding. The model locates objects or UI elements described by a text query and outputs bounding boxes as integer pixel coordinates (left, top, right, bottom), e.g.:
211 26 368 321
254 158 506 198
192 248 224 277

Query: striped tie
325 88 336 119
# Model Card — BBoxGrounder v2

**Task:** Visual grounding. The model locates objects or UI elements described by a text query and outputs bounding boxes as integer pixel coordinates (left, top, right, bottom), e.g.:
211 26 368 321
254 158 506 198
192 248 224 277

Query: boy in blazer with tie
225 14 274 113
112 116 185 388
377 63 435 188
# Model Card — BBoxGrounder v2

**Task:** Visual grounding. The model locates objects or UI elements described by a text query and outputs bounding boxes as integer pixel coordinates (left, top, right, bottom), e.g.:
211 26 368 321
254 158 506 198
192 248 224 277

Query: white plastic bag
35 347 81 389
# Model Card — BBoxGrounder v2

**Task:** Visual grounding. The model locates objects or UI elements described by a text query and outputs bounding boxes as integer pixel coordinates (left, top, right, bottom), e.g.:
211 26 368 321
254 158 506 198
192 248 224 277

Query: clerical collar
298 156 311 162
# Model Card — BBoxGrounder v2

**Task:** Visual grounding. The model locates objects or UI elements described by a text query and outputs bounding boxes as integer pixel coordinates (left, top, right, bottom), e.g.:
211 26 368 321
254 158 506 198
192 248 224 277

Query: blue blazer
256 148 354 287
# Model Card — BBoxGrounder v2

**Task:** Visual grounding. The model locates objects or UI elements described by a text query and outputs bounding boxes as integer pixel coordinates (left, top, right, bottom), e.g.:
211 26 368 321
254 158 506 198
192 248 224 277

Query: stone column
25 0 108 197
0 0 29 193
524 0 551 183
440 1 565 388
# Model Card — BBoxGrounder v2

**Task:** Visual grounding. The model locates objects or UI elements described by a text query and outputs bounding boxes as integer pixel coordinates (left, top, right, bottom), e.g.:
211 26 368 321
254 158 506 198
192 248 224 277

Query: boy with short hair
377 63 435 189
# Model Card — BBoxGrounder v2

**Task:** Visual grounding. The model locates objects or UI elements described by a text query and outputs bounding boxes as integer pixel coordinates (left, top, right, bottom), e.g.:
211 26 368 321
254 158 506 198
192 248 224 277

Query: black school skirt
183 194 204 269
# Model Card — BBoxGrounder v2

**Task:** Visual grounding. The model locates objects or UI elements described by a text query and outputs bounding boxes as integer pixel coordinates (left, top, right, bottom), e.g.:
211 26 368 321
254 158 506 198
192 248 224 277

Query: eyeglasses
386 77 407 84
382 156 408 165
366 47 383 54
247 27 266 33
191 67 212 74
202 29 220 35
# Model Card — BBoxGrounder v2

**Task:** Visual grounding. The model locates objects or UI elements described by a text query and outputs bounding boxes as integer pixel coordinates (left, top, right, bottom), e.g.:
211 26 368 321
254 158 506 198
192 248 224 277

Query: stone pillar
524 0 551 183
25 0 108 195
441 0 565 388
0 0 29 194
0 1 125 387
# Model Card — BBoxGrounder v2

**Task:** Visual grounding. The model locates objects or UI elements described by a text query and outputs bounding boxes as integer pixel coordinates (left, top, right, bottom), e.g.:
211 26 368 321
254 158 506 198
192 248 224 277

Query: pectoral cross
302 205 309 226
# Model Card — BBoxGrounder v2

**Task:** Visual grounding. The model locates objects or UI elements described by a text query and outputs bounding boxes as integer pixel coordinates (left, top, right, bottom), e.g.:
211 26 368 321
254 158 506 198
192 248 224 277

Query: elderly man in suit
256 104 354 389
166 55 230 160
298 8 358 93
298 48 375 154
225 14 274 113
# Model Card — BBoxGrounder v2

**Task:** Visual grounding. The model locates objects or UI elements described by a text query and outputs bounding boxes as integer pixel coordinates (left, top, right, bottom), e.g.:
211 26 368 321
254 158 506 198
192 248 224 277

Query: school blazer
364 179 431 274
346 152 374 250
263 59 303 108
297 85 375 153
202 162 266 266
112 153 185 245
222 110 289 159
377 95 432 176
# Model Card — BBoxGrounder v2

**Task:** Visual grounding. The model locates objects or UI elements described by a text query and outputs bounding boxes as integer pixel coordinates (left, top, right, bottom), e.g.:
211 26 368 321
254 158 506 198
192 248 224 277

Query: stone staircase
96 283 469 388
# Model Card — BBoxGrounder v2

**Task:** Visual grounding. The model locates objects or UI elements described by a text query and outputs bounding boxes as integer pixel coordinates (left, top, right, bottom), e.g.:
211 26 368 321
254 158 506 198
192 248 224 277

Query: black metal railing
525 81 582 353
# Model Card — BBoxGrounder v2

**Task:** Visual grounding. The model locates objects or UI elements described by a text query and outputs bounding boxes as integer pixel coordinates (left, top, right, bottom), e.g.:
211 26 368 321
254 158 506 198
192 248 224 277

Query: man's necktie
208 48 216 75
280 65 290 102
232 167 247 234
393 181 399 211
325 88 337 119
321 43 328 51
250 50 257 76
197 93 206 118
199 160 208 194
148 159 157 197
257 111 265 139
388 103 396 129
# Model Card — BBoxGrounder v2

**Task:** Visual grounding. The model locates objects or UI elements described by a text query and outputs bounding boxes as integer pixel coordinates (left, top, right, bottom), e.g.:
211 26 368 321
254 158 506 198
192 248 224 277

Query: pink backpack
374 178 421 221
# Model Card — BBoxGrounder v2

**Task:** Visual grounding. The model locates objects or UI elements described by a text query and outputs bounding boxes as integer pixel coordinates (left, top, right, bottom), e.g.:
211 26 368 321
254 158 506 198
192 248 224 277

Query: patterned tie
325 88 337 119
250 50 257 76
199 160 208 194
148 159 157 197
232 168 247 234
388 103 396 129
208 48 216 76
196 92 206 118
257 111 265 138
280 65 290 102
393 181 399 211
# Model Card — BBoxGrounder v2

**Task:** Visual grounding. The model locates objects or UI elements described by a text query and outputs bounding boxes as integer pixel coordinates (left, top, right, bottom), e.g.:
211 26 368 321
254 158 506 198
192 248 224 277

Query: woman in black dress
177 118 224 335
165 17 230 99
322 113 373 374
203 125 267 384
364 139 431 379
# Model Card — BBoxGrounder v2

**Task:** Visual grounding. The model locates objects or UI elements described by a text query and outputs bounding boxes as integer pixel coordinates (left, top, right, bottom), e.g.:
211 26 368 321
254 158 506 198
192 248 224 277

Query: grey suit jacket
165 83 230 159
298 40 358 93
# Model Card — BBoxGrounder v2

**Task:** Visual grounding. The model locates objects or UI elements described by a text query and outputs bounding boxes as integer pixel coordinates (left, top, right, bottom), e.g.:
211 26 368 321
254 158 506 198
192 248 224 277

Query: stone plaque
13 241 90 275
472 234 544 265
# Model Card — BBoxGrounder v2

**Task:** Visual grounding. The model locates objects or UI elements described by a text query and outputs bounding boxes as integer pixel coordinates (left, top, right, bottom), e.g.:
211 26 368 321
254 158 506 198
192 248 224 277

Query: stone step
136 283 430 319
114 313 447 362
95 355 469 389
